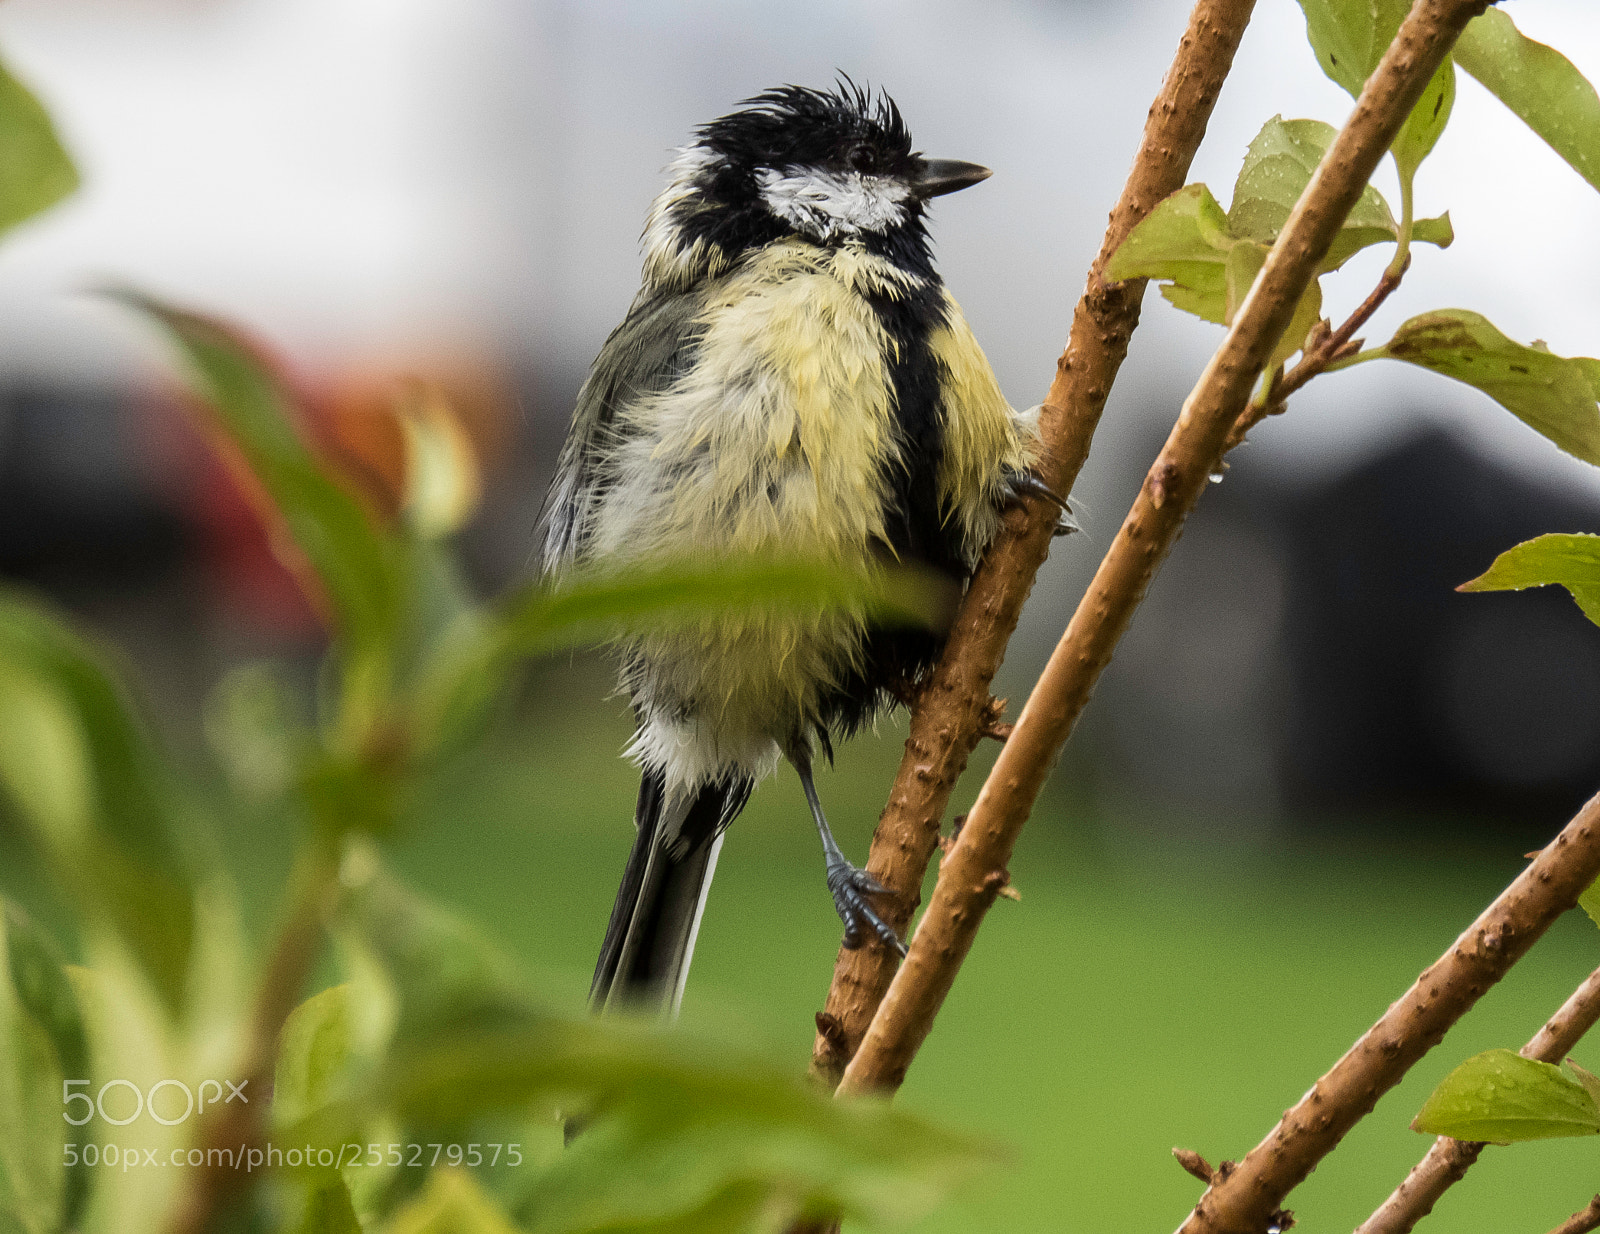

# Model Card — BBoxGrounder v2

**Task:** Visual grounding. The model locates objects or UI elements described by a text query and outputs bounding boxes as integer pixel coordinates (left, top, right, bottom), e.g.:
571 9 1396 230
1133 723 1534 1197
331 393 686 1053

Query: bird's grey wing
541 287 707 571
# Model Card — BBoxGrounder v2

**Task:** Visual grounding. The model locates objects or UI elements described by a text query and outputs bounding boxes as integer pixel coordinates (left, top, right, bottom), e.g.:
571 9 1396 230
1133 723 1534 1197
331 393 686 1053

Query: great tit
543 81 1051 1014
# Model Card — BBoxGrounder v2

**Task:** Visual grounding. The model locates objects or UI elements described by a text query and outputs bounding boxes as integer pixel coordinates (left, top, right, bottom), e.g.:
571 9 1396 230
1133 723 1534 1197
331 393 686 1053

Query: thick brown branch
836 0 1493 1104
1173 793 1600 1234
1549 1197 1600 1234
1354 964 1600 1234
806 0 1259 1089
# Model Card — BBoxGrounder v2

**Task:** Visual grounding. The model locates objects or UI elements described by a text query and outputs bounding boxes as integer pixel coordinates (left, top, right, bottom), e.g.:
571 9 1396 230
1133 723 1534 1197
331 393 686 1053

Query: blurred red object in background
154 333 508 640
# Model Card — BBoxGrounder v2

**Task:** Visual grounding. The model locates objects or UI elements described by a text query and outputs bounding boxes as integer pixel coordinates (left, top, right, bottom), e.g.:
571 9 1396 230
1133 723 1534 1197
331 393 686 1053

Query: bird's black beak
912 158 992 198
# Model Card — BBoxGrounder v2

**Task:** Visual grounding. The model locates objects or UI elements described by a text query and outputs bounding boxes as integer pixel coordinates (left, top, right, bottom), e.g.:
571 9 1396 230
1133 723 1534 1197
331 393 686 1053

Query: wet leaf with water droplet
1375 312 1600 465
1414 1049 1600 1141
1459 533 1600 629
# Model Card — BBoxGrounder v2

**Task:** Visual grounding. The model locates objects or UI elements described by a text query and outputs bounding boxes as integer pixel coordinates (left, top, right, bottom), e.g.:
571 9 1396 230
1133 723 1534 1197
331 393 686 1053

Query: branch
1550 1197 1600 1234
836 0 1496 1103
1173 792 1600 1233
166 838 339 1234
1354 964 1600 1234
807 0 1260 1088
1225 260 1406 451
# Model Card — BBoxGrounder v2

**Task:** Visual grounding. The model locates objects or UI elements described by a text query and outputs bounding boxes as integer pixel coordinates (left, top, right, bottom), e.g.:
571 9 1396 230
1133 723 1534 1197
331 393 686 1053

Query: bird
542 80 1059 1015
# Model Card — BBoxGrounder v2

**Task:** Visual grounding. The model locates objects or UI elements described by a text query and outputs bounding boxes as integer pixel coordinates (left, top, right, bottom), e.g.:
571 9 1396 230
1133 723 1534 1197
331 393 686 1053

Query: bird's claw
827 859 905 956
1003 468 1066 509
1003 469 1078 536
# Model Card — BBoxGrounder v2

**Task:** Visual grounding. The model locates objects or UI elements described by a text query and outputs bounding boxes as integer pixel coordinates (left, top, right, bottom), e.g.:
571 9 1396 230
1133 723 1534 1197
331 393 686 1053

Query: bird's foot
1002 468 1078 536
826 858 906 956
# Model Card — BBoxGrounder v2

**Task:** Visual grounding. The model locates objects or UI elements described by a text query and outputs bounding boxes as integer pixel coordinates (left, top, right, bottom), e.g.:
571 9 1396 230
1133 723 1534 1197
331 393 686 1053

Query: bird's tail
591 767 753 1015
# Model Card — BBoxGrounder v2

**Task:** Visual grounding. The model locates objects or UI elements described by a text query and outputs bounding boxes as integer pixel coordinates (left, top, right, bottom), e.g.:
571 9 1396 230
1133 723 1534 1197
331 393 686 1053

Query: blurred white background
0 0 1594 473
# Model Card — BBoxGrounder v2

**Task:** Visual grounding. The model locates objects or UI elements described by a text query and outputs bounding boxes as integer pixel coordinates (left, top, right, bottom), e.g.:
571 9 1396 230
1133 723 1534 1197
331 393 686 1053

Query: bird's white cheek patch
757 168 910 240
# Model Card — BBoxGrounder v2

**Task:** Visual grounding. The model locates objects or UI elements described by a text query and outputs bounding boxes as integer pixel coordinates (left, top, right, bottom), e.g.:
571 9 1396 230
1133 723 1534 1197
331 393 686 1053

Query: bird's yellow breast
929 290 1032 557
591 240 905 566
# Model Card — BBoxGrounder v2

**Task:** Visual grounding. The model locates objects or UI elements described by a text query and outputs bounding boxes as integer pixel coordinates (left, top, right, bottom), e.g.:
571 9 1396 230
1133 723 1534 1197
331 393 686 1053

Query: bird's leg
790 746 906 956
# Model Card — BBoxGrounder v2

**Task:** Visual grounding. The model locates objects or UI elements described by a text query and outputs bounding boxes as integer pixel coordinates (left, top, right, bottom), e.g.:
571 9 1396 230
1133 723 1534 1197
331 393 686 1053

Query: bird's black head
642 80 989 287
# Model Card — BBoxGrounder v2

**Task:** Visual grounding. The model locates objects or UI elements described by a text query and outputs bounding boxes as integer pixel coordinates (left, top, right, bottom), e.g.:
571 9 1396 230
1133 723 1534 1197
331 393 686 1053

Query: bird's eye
846 144 876 173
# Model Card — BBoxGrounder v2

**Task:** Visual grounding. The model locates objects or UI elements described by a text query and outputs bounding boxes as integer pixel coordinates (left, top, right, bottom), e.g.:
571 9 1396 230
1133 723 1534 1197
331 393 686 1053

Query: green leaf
1375 312 1600 465
1454 8 1600 195
507 557 954 654
1106 183 1234 322
1230 117 1395 242
0 591 195 1012
387 1168 522 1234
1566 1058 1600 1113
1392 59 1456 183
1106 117 1450 345
1158 268 1229 326
525 1177 784 1234
1414 1048 1600 1141
1582 874 1600 932
0 654 91 850
1220 241 1323 367
373 1023 989 1234
316 856 987 1233
275 985 356 1128
63 958 185 1234
1459 533 1600 627
1228 116 1450 270
1223 240 1266 326
1577 357 1600 402
110 292 407 721
0 904 88 1234
396 383 482 541
1294 0 1454 175
1295 0 1404 98
2 907 88 1090
0 52 78 239
296 1177 363 1234
412 555 956 756
1274 274 1323 372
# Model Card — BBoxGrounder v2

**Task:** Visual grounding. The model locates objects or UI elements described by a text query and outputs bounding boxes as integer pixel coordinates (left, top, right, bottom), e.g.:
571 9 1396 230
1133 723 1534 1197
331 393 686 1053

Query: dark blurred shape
1097 425 1600 837
1098 474 1289 835
0 383 187 595
1280 429 1600 829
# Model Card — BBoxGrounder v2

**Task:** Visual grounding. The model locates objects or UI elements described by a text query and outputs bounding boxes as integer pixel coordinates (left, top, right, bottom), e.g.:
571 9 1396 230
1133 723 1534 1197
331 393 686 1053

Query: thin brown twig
978 694 1013 743
1175 1148 1219 1183
166 839 339 1234
1225 259 1407 450
836 0 1494 1108
1354 964 1600 1234
1549 1196 1600 1234
805 0 1260 1090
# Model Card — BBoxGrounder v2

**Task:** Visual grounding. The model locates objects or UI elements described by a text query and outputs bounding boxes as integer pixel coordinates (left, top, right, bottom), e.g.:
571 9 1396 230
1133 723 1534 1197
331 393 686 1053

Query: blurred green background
406 676 1599 1233
7 650 1585 1232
